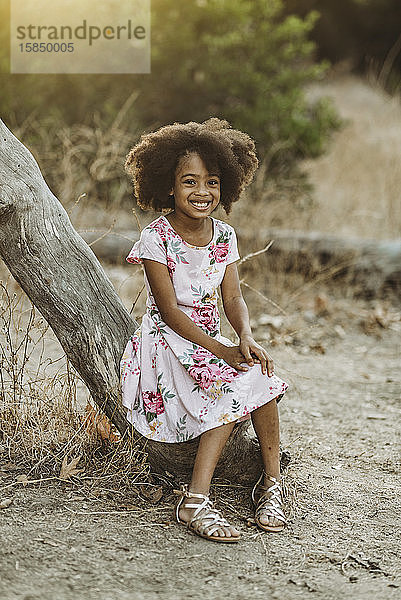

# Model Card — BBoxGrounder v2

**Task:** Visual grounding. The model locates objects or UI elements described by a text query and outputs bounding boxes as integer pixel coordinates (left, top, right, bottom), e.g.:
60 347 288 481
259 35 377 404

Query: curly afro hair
124 118 259 214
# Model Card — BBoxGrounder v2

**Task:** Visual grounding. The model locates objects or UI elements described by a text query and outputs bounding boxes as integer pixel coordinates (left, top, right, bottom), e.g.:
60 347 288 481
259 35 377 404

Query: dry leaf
83 403 120 443
0 498 13 509
59 456 84 480
140 485 163 503
150 486 163 503
16 474 29 487
361 305 393 335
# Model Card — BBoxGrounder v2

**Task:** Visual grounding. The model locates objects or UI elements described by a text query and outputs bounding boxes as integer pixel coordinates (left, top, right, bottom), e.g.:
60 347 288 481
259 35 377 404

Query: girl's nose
195 187 209 196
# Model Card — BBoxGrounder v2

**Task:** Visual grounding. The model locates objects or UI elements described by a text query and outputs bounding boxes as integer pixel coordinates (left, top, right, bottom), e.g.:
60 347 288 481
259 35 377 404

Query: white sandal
252 471 287 532
173 484 240 543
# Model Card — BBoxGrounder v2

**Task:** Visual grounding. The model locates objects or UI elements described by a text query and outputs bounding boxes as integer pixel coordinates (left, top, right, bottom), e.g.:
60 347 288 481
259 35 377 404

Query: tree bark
0 119 266 483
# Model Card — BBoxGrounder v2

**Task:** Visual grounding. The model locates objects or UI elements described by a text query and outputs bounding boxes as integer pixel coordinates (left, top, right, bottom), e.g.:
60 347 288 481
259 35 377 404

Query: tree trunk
0 119 266 483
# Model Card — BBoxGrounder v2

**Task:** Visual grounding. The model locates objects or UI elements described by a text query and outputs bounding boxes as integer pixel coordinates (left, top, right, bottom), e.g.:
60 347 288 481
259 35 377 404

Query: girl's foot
252 472 287 532
174 485 241 542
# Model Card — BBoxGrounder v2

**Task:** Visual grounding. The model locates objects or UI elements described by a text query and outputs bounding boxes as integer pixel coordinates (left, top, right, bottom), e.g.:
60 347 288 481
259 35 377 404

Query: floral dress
120 215 288 443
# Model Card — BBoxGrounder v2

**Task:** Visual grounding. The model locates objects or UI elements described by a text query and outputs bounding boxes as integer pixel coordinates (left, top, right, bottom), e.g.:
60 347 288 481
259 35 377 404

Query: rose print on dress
179 343 239 393
212 243 229 263
142 391 165 422
148 220 172 240
188 361 223 390
219 363 240 382
209 231 230 264
190 304 219 336
191 346 215 363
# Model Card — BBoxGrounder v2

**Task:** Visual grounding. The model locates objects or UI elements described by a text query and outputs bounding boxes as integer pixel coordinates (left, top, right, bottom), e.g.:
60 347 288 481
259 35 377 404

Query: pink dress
120 215 288 442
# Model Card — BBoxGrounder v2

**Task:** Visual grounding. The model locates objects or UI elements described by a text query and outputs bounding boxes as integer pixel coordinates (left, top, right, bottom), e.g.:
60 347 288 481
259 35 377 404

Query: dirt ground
1 311 400 600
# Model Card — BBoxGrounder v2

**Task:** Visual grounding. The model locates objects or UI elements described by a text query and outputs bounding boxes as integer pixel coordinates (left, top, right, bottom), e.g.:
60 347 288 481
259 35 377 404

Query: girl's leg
251 399 283 528
178 421 240 538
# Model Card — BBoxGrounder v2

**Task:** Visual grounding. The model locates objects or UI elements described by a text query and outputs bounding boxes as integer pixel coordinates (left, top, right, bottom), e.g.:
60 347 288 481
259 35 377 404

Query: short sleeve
226 227 240 264
126 227 167 266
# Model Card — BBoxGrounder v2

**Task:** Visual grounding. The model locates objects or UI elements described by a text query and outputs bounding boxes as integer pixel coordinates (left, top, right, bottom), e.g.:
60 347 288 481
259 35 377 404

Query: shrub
137 0 339 165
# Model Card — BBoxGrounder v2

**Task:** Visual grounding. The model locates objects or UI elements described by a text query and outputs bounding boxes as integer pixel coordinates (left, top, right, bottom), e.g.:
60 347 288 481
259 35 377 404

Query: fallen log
254 229 401 299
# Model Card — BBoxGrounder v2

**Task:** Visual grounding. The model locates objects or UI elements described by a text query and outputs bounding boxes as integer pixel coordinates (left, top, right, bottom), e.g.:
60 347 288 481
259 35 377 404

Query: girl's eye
183 178 219 186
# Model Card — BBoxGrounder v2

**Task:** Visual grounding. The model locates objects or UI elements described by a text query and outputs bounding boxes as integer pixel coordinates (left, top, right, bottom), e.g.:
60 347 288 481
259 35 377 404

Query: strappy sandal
173 484 240 543
251 471 287 533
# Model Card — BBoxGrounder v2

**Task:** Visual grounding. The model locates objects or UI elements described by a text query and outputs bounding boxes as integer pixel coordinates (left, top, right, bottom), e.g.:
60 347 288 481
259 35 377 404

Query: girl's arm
221 262 274 376
143 259 249 372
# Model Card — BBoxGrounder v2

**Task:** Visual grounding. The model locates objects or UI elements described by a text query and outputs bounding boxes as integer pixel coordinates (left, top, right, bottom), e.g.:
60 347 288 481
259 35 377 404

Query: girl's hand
219 345 250 372
239 335 274 376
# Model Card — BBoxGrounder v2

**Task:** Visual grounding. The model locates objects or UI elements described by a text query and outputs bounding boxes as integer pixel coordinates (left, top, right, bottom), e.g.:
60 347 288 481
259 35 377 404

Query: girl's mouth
190 200 212 210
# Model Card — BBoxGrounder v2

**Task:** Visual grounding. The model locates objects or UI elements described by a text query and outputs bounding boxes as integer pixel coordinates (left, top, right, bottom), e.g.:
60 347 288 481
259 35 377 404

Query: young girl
120 118 289 543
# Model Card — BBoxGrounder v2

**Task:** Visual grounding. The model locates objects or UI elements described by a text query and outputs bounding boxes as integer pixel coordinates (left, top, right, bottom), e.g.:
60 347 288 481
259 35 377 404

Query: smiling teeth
192 202 209 208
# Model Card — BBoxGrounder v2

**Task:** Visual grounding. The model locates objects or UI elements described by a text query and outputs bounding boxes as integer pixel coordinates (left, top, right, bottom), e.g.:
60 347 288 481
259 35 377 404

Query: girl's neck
165 212 213 246
167 210 210 229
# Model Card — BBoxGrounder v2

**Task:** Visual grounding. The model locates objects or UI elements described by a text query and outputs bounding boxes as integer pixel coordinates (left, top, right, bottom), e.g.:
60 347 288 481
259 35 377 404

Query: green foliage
137 0 338 164
0 0 339 181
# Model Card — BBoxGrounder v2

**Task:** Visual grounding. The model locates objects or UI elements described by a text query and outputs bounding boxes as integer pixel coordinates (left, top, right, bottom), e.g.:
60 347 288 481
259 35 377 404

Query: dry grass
0 273 151 501
227 74 401 240
14 90 141 217
297 74 401 239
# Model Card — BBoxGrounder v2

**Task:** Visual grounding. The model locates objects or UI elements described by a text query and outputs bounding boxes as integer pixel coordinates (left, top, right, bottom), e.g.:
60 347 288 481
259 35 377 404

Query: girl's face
170 153 220 220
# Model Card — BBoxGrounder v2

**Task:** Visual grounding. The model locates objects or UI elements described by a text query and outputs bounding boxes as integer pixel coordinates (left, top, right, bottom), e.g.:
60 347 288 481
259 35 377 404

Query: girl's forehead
175 152 220 175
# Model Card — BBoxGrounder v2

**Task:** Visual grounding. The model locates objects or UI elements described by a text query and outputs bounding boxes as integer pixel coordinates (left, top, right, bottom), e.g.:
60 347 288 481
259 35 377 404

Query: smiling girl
120 118 289 543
